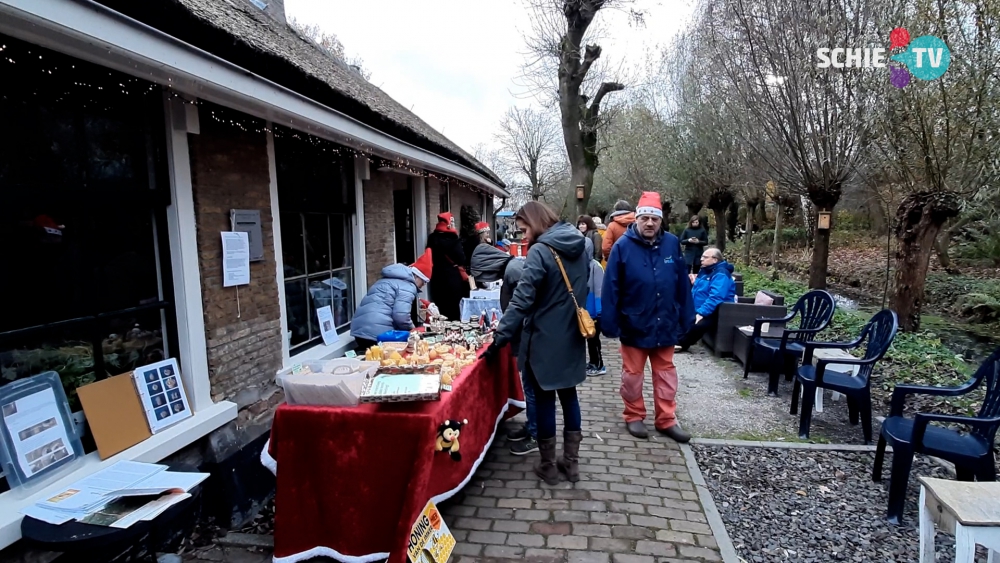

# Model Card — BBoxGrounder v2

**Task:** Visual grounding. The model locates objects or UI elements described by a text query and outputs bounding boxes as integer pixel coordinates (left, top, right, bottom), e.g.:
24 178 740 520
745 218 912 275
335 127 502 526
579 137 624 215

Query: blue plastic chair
790 309 899 444
743 289 836 396
873 347 1000 525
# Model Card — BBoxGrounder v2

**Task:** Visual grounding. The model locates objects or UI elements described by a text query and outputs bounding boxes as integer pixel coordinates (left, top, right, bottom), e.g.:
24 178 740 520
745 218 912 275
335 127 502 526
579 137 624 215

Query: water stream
825 288 997 363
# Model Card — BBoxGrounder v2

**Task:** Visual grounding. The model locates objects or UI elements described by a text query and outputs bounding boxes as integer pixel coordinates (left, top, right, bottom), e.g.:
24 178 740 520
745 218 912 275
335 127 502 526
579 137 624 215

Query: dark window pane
285 279 309 348
304 214 330 275
331 214 350 269
329 270 354 328
280 212 305 278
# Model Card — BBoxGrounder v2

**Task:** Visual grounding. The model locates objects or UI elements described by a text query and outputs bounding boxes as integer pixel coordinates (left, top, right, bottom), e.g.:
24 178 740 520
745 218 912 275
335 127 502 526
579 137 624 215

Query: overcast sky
284 0 695 154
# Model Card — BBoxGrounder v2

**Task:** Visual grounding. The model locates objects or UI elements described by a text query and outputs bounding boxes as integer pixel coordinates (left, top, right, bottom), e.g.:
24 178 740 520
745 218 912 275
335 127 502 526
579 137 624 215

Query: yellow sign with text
407 501 455 563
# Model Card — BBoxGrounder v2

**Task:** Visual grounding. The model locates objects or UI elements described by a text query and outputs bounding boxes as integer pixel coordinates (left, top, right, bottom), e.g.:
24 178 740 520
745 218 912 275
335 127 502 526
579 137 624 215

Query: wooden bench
918 476 1000 562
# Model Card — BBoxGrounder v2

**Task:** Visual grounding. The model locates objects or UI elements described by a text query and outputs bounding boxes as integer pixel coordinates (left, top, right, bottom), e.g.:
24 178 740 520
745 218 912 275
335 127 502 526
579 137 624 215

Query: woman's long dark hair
515 201 559 242
577 215 597 232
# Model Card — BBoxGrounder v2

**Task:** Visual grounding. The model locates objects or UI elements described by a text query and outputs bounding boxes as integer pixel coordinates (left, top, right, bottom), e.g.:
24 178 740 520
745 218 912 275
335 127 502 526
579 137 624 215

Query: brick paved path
440 338 723 563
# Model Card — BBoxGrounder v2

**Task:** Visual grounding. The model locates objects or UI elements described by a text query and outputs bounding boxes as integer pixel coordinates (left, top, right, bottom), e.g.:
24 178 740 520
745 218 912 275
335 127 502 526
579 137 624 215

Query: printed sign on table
407 501 455 563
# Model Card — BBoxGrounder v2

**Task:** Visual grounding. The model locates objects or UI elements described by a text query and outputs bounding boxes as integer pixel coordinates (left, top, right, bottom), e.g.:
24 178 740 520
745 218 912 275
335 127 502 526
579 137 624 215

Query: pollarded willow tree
520 0 643 217
871 0 1000 331
695 0 879 288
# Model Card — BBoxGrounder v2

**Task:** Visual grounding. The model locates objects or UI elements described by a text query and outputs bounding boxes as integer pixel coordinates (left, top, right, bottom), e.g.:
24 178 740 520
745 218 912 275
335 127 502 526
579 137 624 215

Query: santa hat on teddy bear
410 248 433 283
635 191 663 219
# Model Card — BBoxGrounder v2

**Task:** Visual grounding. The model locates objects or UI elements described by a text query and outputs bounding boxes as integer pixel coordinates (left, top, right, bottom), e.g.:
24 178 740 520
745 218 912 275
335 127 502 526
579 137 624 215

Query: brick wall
453 185 485 233
188 104 283 461
363 169 395 289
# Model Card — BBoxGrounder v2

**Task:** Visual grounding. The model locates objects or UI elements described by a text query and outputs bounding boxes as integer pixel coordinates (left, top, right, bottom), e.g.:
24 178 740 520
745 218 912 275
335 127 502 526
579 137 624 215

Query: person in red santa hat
350 248 434 352
425 212 467 321
601 191 696 442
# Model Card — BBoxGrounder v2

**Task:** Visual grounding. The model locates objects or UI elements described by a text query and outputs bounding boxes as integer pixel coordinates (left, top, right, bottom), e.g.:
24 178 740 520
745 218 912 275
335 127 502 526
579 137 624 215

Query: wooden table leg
919 485 936 563
955 524 978 563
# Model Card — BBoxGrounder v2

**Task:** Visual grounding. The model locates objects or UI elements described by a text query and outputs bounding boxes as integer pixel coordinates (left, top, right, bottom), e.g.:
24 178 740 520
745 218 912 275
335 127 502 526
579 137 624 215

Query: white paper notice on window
221 231 251 287
316 305 340 347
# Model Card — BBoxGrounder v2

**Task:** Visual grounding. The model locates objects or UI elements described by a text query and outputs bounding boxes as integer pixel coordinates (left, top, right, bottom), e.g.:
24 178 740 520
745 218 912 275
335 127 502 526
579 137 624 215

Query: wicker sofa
701 289 787 356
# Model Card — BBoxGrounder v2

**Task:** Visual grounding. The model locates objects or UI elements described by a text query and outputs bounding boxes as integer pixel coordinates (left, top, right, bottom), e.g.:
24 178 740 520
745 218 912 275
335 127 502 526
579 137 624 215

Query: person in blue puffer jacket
676 247 736 352
602 192 695 443
350 249 433 352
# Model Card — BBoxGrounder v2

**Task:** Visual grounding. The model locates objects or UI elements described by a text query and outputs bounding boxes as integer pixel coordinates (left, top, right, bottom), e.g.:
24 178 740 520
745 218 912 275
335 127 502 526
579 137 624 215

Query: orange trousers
619 345 678 429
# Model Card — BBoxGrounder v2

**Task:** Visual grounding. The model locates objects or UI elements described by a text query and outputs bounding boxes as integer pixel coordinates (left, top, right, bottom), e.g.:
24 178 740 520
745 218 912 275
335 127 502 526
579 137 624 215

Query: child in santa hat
350 249 433 352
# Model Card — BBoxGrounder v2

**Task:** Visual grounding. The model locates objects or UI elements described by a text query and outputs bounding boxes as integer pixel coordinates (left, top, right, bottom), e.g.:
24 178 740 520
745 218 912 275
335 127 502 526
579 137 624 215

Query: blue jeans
526 364 582 440
520 367 537 439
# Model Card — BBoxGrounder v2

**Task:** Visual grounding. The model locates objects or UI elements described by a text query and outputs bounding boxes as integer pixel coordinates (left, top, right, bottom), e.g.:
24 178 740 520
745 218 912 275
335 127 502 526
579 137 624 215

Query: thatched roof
95 0 504 189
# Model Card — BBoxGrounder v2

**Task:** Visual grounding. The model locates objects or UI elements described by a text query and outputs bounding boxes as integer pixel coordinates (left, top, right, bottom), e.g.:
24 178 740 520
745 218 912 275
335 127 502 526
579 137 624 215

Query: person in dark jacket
583 236 606 376
602 192 695 443
468 244 535 454
680 215 709 274
677 247 736 351
577 215 603 262
482 201 588 485
426 212 466 321
350 249 433 352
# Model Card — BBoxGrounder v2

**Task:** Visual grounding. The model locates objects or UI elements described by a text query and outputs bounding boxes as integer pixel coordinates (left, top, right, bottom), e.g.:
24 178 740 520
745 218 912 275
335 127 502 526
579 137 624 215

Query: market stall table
261 345 524 563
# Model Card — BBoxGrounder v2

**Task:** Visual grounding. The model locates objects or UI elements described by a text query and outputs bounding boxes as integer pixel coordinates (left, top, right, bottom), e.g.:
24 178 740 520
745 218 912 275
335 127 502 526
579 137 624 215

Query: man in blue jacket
677 247 737 352
602 192 695 442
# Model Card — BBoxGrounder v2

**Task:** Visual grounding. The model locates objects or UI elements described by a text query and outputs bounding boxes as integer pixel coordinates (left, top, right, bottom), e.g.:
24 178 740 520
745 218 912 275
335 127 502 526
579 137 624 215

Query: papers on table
23 460 208 528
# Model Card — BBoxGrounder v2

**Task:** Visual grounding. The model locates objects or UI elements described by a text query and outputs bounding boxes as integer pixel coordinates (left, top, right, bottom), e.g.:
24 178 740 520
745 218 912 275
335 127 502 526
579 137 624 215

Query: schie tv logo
816 27 951 88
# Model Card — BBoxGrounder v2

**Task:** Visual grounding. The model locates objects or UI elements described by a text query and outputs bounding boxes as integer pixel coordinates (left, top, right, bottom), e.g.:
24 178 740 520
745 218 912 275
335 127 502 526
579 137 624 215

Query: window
0 36 176 414
274 127 356 352
439 182 450 214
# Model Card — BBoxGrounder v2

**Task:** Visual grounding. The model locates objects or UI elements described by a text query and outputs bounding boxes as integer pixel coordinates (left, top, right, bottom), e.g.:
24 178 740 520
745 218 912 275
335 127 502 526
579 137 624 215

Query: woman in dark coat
482 201 588 485
426 212 467 321
577 215 603 262
680 215 709 274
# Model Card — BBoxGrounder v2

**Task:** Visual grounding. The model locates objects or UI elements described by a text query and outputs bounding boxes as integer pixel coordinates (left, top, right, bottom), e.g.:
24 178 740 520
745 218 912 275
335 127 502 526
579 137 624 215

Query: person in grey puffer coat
350 249 434 352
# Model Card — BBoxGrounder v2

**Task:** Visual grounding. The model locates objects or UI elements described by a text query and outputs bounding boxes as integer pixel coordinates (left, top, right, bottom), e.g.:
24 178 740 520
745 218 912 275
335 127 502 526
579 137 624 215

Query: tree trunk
711 206 728 253
772 201 783 266
934 215 973 274
685 199 704 219
727 200 740 242
743 203 754 266
800 196 815 247
891 191 960 332
808 212 831 289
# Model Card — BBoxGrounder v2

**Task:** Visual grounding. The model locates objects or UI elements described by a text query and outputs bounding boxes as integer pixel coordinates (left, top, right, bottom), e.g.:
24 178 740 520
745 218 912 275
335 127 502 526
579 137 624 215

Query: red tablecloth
261 346 523 563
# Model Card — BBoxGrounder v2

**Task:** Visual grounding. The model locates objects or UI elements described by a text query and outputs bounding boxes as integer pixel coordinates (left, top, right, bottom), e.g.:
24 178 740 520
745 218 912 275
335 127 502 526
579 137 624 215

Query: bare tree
494 107 567 203
520 0 642 217
872 0 1000 331
696 0 878 288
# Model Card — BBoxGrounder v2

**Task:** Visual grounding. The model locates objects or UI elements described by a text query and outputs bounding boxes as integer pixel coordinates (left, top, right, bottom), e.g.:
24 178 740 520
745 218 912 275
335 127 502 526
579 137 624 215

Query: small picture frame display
131 358 192 433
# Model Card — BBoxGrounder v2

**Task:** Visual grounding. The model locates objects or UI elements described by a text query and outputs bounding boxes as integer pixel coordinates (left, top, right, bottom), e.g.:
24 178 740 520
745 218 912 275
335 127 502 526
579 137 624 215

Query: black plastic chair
790 309 899 444
743 289 836 396
873 347 1000 525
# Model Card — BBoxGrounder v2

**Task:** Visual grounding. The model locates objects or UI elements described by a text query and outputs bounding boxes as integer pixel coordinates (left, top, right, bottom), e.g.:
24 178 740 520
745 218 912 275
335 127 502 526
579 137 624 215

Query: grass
739 266 979 415
737 387 753 398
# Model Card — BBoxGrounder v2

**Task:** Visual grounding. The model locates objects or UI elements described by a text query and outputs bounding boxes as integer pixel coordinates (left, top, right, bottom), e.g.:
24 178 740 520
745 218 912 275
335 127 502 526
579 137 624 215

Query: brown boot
557 430 584 482
534 437 560 485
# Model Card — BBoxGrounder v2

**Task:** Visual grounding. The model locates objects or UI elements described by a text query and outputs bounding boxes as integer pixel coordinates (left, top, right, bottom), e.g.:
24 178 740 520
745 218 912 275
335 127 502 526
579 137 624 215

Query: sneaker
510 437 539 456
506 426 529 442
593 364 607 375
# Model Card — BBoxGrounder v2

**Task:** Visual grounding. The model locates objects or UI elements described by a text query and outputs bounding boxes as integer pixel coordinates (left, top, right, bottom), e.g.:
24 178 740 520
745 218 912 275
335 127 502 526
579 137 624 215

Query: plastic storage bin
276 359 378 407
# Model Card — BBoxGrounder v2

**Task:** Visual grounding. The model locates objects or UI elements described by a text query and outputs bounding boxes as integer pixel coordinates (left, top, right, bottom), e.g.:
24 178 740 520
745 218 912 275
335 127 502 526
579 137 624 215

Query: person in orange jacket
602 200 635 262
